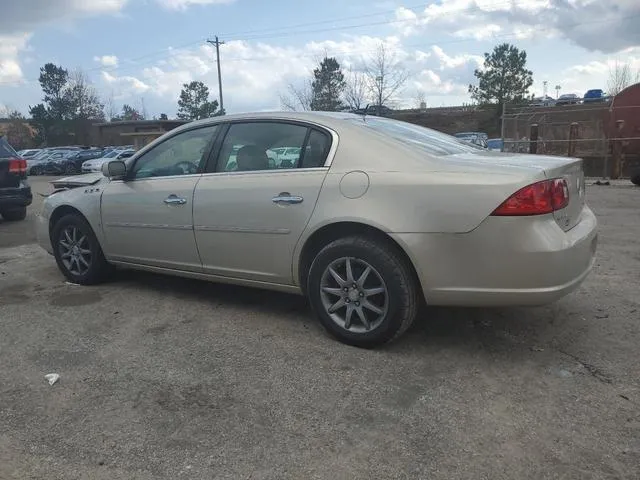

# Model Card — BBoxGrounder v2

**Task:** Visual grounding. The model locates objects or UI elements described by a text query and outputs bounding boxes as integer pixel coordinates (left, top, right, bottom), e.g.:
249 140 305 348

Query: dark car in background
0 137 32 221
40 150 77 175
43 148 105 175
556 93 581 106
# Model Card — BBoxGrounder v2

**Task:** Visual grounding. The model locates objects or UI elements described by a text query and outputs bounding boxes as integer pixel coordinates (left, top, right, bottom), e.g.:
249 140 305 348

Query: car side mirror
102 160 126 179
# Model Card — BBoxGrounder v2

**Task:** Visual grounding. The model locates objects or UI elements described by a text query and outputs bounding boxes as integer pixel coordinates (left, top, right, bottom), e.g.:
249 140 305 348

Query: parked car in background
353 105 394 117
531 96 556 107
556 94 581 106
17 149 41 159
487 138 503 151
454 132 488 149
583 89 607 103
81 149 135 173
26 156 49 175
44 148 105 175
36 112 597 347
41 150 79 175
0 136 31 221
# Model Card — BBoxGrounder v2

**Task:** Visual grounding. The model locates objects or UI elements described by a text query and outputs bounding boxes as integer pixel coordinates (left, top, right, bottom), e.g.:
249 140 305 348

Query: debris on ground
44 373 60 386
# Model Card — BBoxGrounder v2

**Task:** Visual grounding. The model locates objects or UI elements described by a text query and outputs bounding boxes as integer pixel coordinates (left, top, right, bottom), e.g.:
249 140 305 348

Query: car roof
170 111 366 135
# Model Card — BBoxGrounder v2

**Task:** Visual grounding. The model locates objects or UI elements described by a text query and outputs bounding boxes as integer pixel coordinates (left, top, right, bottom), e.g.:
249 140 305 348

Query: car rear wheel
64 163 77 174
307 236 419 348
1 207 27 221
30 166 42 176
52 214 112 285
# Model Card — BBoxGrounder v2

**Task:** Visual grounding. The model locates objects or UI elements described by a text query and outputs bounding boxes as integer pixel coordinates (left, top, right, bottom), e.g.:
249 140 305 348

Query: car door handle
164 194 187 205
272 193 303 205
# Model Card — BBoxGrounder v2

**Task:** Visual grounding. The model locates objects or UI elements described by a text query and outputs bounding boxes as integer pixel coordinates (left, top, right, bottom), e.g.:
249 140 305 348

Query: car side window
215 122 309 172
300 129 331 168
130 125 218 179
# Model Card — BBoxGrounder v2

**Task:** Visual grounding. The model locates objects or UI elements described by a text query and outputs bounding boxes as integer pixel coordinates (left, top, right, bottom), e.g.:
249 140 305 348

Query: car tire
30 166 41 176
64 163 77 175
631 172 640 186
307 236 420 348
52 214 112 285
1 207 27 221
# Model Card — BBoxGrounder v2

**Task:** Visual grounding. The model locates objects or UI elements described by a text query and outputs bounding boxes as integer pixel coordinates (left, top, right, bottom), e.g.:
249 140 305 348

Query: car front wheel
52 214 112 285
307 236 420 348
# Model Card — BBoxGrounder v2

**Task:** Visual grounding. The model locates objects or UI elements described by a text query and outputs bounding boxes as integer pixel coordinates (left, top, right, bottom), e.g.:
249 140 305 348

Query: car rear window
353 117 479 156
0 137 18 159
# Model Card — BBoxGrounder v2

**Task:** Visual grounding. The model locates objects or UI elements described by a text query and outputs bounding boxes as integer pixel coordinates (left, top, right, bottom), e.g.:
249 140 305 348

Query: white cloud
154 0 235 10
0 33 31 84
94 55 119 67
102 70 150 98
394 0 640 53
97 35 481 114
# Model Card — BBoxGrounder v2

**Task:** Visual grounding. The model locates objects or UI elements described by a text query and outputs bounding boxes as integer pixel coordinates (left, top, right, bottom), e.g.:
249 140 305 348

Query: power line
1 7 637 88
0 0 545 86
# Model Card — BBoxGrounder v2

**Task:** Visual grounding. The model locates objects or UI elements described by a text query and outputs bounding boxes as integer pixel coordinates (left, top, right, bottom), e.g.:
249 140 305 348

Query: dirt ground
0 177 639 479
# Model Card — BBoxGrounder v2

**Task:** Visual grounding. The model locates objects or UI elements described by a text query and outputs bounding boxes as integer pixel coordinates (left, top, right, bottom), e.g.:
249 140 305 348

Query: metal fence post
568 122 578 157
529 124 539 154
611 120 625 179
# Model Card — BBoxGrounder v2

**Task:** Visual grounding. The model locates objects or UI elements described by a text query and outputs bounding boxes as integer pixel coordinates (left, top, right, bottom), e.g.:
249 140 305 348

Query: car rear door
193 121 333 285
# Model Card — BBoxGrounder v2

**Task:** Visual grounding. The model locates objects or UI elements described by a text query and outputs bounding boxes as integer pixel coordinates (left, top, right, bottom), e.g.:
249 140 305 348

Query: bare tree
364 44 409 113
415 90 426 109
279 81 313 111
67 70 104 120
104 90 117 121
343 69 368 111
607 62 640 96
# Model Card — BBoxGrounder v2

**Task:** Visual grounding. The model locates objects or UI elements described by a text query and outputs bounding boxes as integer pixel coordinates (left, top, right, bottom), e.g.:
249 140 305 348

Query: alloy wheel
319 257 389 333
58 226 92 276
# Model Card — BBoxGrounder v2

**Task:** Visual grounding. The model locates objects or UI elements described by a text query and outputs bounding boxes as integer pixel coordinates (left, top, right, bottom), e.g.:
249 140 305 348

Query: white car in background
82 149 135 173
17 149 41 159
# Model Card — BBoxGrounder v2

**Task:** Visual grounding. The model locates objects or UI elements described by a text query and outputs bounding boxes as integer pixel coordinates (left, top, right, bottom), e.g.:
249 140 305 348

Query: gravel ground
0 177 639 479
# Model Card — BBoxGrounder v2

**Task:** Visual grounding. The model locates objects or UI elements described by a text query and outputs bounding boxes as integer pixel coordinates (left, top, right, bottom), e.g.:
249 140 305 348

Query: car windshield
356 117 480 156
103 150 122 158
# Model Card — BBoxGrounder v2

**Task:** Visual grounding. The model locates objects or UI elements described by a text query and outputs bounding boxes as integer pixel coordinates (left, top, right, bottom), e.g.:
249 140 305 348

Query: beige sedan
37 112 597 347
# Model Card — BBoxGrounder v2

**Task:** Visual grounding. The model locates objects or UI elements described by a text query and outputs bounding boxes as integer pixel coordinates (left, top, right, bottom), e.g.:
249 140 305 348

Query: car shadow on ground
113 269 558 355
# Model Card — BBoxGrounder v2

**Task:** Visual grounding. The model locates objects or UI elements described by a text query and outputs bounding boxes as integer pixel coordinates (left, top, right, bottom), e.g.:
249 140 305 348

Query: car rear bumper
0 183 33 209
392 205 598 307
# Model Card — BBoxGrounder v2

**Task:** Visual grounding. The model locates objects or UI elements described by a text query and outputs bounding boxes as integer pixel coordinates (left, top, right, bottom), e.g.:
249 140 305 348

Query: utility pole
207 36 225 114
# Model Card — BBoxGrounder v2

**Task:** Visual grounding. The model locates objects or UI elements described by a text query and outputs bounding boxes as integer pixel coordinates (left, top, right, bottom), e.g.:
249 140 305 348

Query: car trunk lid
442 151 585 231
544 158 585 232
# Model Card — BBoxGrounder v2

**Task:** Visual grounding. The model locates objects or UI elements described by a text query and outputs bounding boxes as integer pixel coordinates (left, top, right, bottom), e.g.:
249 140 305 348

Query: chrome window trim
199 167 328 178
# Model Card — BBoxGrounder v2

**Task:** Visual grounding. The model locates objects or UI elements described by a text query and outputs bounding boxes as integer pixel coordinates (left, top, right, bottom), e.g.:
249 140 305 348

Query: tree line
4 42 639 149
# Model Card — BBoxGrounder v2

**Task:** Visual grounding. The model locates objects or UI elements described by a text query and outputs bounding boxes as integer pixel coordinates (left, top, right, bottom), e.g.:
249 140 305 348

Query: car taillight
491 178 570 216
8 157 27 175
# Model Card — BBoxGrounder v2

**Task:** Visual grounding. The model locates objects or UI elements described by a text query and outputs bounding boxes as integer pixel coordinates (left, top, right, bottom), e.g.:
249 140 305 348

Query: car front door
100 124 220 271
193 121 333 285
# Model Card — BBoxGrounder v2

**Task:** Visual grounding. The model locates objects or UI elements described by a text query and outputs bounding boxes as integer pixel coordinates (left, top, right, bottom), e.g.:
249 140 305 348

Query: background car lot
0 176 639 479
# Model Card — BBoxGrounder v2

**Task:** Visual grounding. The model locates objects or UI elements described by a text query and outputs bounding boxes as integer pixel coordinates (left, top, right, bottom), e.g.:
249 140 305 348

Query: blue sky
1 0 639 118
